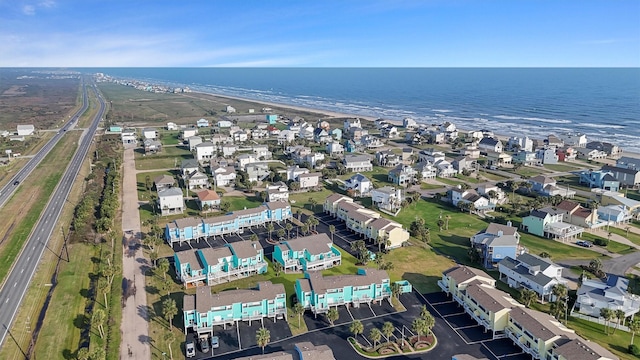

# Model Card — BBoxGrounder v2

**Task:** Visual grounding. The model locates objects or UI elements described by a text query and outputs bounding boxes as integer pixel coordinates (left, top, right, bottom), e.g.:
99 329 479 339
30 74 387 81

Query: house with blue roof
183 281 286 336
272 233 341 272
579 169 620 192
498 253 569 302
575 275 640 321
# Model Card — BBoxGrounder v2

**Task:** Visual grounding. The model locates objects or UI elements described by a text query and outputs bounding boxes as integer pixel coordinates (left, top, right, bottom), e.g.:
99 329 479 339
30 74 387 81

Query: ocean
85 68 640 152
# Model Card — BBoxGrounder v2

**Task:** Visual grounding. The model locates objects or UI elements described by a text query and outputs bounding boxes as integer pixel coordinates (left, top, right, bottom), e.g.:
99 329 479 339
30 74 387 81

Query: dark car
13 180 19 186
576 240 593 248
200 337 210 353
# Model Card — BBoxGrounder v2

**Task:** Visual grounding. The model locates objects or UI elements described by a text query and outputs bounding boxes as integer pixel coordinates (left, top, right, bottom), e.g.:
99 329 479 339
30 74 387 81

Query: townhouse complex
273 233 342 272
164 202 292 246
438 265 618 360
323 194 410 249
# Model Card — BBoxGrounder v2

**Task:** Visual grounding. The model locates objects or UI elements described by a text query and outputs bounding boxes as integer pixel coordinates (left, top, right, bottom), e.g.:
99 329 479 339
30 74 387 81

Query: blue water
84 68 640 152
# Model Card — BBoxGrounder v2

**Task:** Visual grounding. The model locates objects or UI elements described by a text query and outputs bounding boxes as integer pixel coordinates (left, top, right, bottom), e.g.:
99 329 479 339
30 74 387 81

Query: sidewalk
120 147 150 359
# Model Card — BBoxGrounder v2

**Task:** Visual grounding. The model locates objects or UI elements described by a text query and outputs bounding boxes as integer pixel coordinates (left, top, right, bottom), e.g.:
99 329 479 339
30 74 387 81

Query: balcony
304 254 341 271
505 328 540 359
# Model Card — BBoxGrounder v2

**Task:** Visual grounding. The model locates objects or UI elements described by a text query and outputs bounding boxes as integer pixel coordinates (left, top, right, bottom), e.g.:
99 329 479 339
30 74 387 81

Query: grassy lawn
512 166 547 178
134 146 192 171
581 233 637 255
567 317 634 360
609 226 640 248
384 245 455 293
434 177 466 187
136 170 177 201
544 163 584 172
289 187 335 215
158 130 182 145
478 170 510 181
222 194 264 212
420 182 446 190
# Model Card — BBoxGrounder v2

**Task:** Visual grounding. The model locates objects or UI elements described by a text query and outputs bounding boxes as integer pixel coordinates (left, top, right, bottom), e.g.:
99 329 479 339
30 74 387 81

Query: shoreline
188 89 640 159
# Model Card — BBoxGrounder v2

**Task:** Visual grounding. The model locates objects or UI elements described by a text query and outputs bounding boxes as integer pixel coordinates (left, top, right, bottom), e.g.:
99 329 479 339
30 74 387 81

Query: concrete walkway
120 147 151 359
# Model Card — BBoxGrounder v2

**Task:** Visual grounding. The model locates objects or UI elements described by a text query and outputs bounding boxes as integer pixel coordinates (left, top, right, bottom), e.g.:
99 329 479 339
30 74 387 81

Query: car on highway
211 336 219 349
200 337 210 353
186 341 195 357
576 240 593 248
13 181 19 186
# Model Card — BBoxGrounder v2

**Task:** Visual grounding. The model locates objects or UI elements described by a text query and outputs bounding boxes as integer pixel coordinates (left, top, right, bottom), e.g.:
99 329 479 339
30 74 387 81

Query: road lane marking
20 269 24 274
13 282 17 287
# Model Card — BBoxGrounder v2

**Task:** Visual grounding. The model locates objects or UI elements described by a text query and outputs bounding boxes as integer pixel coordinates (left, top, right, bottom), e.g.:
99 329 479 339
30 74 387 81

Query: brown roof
285 233 333 255
465 283 519 313
573 208 593 219
325 193 351 205
443 265 493 285
485 223 518 236
307 269 389 294
297 278 312 293
556 200 580 212
553 338 619 360
368 218 394 231
266 201 290 210
347 210 375 223
230 241 263 259
338 201 364 212
197 189 220 202
198 247 233 264
174 217 202 228
294 342 336 360
298 172 322 179
232 205 268 217
188 282 285 313
175 250 202 270
509 307 574 342
154 174 175 185
183 294 195 312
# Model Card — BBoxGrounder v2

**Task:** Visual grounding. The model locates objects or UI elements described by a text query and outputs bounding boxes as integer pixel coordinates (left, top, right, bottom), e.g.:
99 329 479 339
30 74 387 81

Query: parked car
200 337 210 353
576 240 593 248
186 341 195 358
211 336 219 349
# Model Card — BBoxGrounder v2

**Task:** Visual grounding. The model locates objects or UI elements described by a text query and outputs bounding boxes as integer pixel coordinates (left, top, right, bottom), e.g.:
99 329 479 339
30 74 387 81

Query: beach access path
120 147 151 359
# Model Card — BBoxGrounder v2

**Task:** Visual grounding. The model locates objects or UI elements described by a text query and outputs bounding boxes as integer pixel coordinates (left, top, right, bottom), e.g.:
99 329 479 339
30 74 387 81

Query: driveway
559 251 640 277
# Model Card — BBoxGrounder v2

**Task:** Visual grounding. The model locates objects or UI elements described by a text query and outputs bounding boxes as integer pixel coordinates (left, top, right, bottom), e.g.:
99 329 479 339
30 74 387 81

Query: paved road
0 80 89 209
0 80 105 349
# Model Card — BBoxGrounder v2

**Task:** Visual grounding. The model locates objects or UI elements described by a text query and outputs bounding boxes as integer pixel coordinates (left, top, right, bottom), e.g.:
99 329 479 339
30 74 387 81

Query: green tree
92 308 106 338
90 347 105 360
629 318 640 345
97 277 109 308
614 309 626 333
277 228 286 240
550 300 567 322
150 250 159 267
369 328 382 349
220 201 231 212
293 302 304 328
76 347 90 360
267 222 275 241
391 282 402 300
436 219 444 231
162 297 178 328
273 261 283 277
411 318 429 342
329 225 336 242
256 327 271 354
250 233 259 242
158 257 170 280
296 209 302 221
519 288 538 308
286 223 294 239
382 321 394 343
327 307 339 326
350 319 364 340
301 224 309 236
600 308 614 335
164 330 175 359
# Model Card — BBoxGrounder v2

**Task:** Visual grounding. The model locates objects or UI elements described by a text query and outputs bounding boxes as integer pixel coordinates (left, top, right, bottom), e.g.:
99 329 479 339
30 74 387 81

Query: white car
186 341 195 358
211 336 219 349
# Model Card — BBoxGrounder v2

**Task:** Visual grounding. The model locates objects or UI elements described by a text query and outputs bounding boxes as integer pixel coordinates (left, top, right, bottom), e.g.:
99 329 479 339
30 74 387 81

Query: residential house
121 129 137 144
464 146 481 159
418 149 445 163
348 128 368 143
182 128 198 139
197 118 209 127
449 187 492 212
435 159 457 178
195 142 216 162
313 128 331 143
181 159 199 177
370 186 402 213
375 150 401 167
16 124 35 136
142 128 157 140
579 169 620 191
232 130 249 143
528 175 576 198
343 154 373 172
326 142 344 156
558 133 587 148
298 172 322 190
158 187 184 216
304 152 325 168
245 162 270 182
295 269 405 315
601 165 640 188
143 139 162 154
476 185 506 205
287 165 309 181
237 154 257 169
463 282 522 339
186 170 209 190
153 174 175 192
402 148 414 164
470 222 523 269
536 148 559 165
343 118 362 133
592 190 640 220
366 217 410 249
388 164 417 186
196 189 220 210
597 205 631 224
498 253 569 301
362 135 384 149
546 135 564 148
413 162 437 179
513 151 539 166
182 281 285 336
217 120 233 128
575 275 640 319
165 202 292 246
266 182 289 202
278 130 296 145
380 126 398 139
616 156 640 171
344 173 372 197
586 141 622 158
273 233 341 272
166 122 177 130
225 105 236 113
478 137 503 153
188 136 203 151
252 145 272 160
344 140 358 153
221 144 237 157
507 136 533 152
330 128 342 141
486 152 513 167
576 147 607 160
403 117 418 129
211 166 236 187
437 264 496 304
521 207 584 240
555 200 600 229
452 156 475 174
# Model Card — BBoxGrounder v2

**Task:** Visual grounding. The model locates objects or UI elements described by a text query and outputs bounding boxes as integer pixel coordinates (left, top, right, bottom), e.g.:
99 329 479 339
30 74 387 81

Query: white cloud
39 0 56 8
22 5 35 15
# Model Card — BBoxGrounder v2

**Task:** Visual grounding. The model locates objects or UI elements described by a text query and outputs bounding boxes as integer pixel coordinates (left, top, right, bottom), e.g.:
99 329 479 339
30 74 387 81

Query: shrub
593 238 608 246
629 344 640 356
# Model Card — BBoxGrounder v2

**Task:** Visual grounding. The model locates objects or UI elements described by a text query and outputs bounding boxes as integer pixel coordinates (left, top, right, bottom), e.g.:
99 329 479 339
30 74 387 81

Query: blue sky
1 0 638 67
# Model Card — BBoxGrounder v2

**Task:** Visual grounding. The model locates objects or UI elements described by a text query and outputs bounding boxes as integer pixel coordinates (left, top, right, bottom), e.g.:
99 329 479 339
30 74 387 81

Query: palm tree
550 300 567 322
266 222 275 241
162 297 178 328
250 233 259 242
296 209 302 221
327 307 339 326
329 225 336 242
158 258 170 280
444 214 451 230
589 258 603 274
421 308 435 335
150 250 159 267
519 288 538 308
552 284 568 303
301 224 309 236
411 318 428 342
310 198 318 212
614 309 626 333
382 322 394 343
97 278 109 308
293 303 304 328
436 219 444 231
273 261 283 276
391 283 402 300
369 328 382 349
92 308 106 338
163 331 175 359
349 319 364 340
600 308 614 334
286 223 293 239
629 318 640 345
76 347 90 360
256 327 271 354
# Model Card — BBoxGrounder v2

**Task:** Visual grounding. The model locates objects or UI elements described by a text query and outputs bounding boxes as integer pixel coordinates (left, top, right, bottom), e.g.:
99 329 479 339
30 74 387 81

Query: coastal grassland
433 176 467 187
0 131 81 285
609 226 640 247
0 157 28 188
384 245 455 293
544 163 585 172
288 187 335 215
477 170 510 181
222 194 263 211
581 232 637 255
567 317 634 360
135 170 177 202
133 146 192 171
158 130 181 145
420 182 446 190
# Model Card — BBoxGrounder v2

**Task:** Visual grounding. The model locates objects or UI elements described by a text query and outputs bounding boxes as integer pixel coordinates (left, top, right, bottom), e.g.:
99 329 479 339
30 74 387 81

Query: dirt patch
1 85 27 96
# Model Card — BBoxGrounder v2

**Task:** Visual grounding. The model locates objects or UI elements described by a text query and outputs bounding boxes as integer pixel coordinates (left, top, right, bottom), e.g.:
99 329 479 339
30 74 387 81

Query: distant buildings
16 124 35 136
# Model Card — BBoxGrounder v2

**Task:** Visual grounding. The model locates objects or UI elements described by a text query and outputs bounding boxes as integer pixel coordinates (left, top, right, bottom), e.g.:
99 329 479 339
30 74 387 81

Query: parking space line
430 300 456 306
442 311 467 317
367 303 376 317
346 306 354 320
413 290 473 346
237 324 242 350
455 324 484 330
481 342 500 360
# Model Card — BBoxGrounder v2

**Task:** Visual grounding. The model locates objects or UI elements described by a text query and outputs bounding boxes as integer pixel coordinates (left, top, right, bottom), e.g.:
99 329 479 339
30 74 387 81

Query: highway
0 80 89 209
0 80 106 349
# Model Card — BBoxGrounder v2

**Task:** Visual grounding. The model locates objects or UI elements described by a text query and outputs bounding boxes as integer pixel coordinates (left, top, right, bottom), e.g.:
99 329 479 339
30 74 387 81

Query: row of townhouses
438 265 619 360
323 194 410 249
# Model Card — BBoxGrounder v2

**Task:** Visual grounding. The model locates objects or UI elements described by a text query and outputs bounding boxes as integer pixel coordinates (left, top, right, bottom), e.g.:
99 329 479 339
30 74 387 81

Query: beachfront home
343 154 373 172
158 187 184 216
403 117 418 129
196 189 221 210
326 142 344 156
536 148 558 165
344 173 372 197
507 136 533 152
575 275 640 320
478 137 503 153
295 269 406 316
586 141 622 158
164 202 292 246
273 233 342 272
266 182 289 202
558 133 587 148
470 222 522 269
375 150 401 167
413 162 437 179
513 150 539 166
528 175 576 198
601 165 640 188
498 253 568 302
211 166 237 187
388 164 417 186
617 156 640 171
182 282 286 336
521 207 584 241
